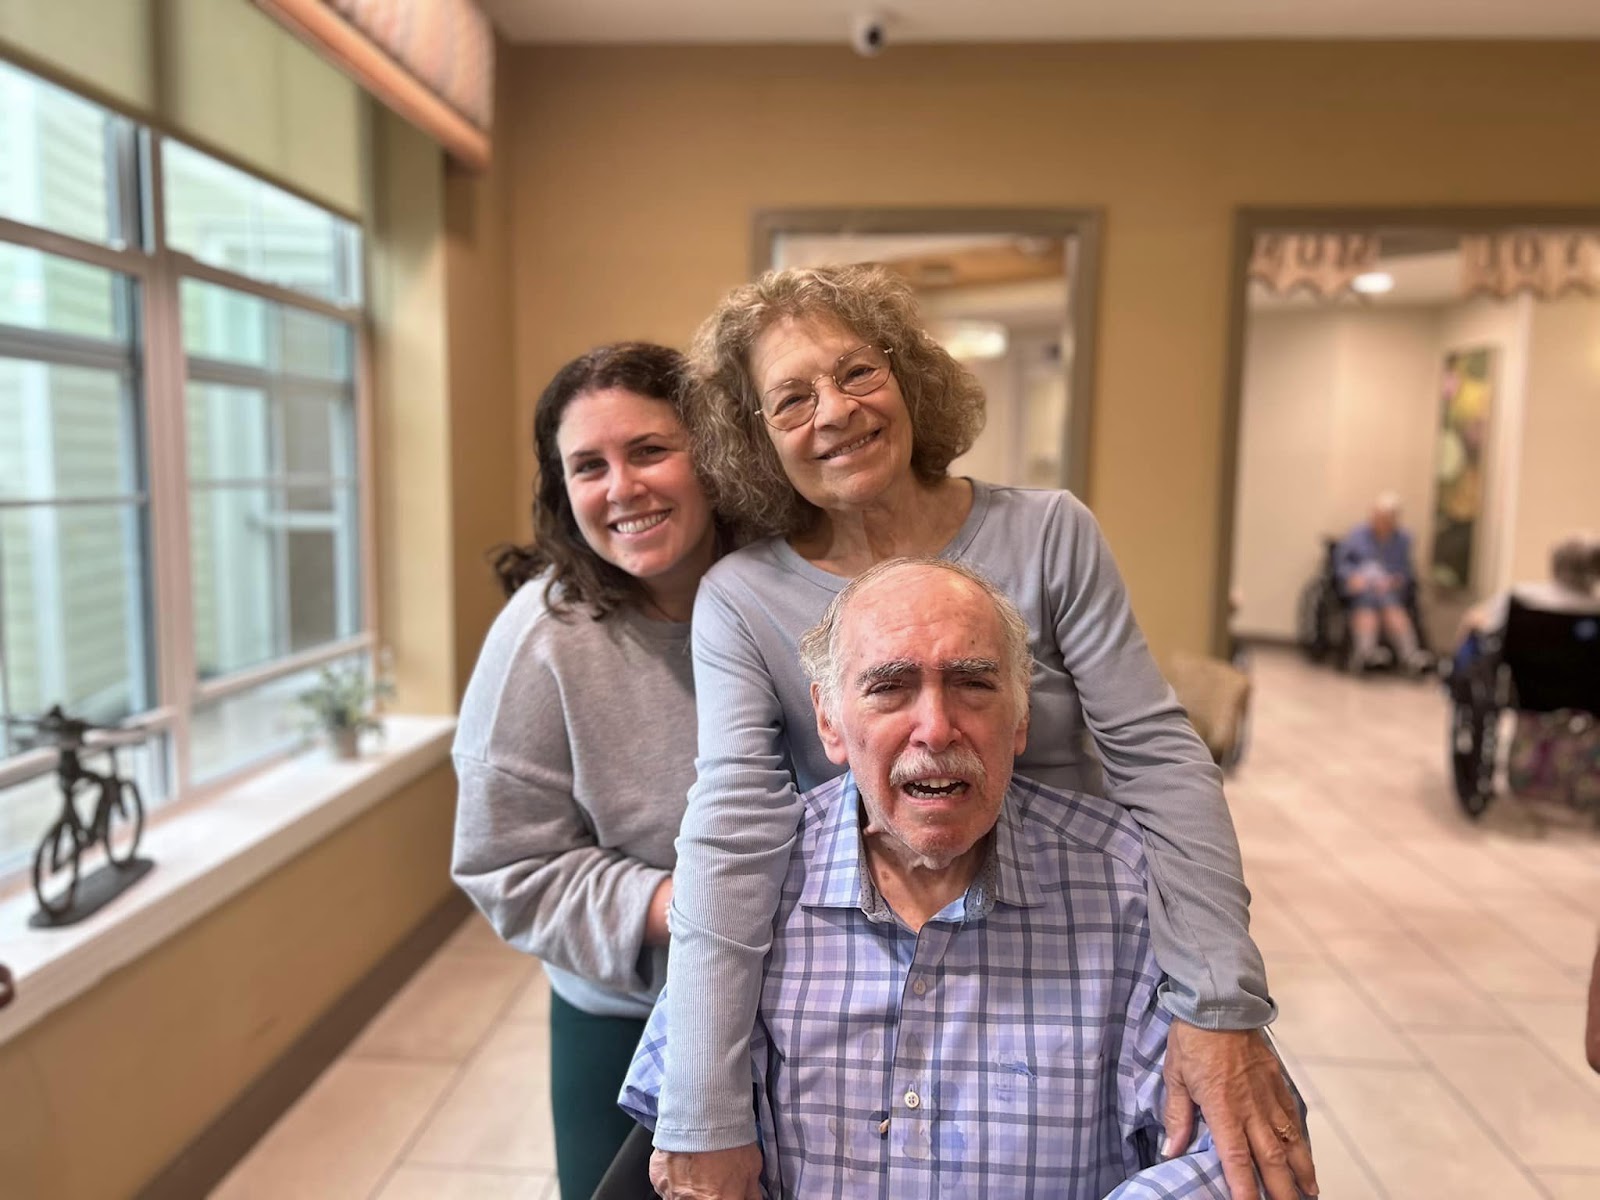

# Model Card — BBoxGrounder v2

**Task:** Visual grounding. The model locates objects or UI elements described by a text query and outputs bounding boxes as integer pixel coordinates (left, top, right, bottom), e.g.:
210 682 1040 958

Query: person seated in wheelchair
1452 533 1600 810
1457 533 1600 646
1337 492 1431 674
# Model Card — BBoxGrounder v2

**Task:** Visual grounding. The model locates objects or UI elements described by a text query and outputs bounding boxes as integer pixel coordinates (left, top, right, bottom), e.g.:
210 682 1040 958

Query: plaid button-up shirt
623 772 1254 1199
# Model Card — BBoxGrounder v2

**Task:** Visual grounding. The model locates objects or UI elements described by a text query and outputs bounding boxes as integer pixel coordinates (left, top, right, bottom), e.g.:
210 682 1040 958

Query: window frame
0 74 376 811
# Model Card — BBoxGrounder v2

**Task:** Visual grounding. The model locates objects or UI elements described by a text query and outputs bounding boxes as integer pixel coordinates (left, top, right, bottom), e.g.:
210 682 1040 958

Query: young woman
451 342 723 1199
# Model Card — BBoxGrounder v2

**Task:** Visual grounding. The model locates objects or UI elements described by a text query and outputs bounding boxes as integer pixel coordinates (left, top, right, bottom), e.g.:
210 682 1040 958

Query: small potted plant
297 659 395 759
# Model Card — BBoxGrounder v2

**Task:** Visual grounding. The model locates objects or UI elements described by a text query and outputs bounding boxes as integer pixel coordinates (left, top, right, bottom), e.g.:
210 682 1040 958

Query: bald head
799 558 1033 723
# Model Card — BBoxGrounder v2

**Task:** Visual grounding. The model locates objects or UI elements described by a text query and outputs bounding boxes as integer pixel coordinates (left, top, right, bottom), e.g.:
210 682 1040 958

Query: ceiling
483 1 1600 44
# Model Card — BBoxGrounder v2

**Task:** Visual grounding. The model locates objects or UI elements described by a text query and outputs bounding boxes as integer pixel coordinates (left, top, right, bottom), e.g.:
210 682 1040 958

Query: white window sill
0 714 456 1045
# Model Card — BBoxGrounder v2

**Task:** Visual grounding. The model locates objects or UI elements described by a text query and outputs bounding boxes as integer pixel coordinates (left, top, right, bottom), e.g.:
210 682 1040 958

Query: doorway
1217 210 1600 659
754 209 1101 497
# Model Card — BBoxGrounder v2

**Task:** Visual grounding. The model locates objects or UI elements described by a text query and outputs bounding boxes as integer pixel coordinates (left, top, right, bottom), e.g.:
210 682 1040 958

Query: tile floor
213 648 1600 1199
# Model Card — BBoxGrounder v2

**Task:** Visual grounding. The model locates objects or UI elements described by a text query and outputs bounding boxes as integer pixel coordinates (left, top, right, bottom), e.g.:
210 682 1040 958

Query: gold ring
1272 1121 1298 1144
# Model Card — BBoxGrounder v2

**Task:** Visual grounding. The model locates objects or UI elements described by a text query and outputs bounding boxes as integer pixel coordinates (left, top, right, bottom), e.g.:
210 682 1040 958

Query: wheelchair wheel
101 777 144 867
1297 578 1337 663
1449 700 1496 818
33 818 81 918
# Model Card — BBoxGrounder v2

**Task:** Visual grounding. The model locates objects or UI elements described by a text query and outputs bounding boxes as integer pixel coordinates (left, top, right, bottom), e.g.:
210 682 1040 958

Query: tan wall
501 41 1600 656
368 104 458 712
0 762 458 1200
444 74 520 696
1514 296 1600 582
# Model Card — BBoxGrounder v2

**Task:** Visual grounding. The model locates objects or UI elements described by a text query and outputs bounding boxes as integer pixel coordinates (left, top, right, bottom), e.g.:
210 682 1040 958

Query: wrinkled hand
649 1144 763 1199
1162 1024 1316 1200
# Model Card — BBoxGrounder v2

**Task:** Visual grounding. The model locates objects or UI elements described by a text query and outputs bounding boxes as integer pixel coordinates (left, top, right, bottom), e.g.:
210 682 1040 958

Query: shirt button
877 1119 891 1136
904 1089 921 1109
912 978 928 996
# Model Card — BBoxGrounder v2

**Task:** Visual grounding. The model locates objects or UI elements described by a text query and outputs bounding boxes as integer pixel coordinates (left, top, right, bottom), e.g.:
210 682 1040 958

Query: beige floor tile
406 1021 556 1171
1246 886 1323 965
1254 861 1398 938
1499 998 1600 1098
1302 1062 1545 1199
445 913 529 960
350 949 535 1062
1318 931 1510 1031
373 1165 555 1199
212 1060 455 1200
1402 907 1583 999
1266 957 1415 1064
1480 887 1599 973
1535 1170 1600 1200
1298 1114 1385 1200
504 968 553 1024
1411 1030 1600 1170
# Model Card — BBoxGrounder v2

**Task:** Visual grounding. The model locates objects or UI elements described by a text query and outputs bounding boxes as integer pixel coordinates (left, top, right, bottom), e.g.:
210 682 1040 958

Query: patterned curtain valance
1460 231 1600 300
1247 233 1380 300
254 0 494 171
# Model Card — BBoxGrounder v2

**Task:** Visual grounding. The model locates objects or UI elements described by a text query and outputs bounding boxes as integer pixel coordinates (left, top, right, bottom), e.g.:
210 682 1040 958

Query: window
0 61 372 872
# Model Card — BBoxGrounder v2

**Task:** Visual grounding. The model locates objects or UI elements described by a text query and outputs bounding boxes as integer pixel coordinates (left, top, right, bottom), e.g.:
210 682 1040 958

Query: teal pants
549 990 649 1199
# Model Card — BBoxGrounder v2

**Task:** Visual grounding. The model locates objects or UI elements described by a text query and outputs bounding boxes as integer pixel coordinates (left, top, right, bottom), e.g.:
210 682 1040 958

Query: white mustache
889 746 986 790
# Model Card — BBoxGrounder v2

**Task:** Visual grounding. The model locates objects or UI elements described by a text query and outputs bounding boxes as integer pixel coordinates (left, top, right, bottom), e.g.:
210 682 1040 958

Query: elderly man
623 558 1303 1198
1337 492 1429 673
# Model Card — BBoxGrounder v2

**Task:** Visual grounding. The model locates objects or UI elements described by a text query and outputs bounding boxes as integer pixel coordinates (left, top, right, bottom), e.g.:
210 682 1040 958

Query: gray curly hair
685 264 987 539
1551 533 1600 593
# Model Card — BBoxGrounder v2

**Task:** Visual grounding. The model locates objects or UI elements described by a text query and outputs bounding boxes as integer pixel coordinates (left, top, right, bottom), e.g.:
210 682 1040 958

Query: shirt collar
798 773 1048 918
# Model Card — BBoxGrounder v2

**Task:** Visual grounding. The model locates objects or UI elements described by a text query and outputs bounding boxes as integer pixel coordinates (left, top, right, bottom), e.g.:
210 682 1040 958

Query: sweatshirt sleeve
1048 493 1273 1028
451 624 670 996
654 575 802 1151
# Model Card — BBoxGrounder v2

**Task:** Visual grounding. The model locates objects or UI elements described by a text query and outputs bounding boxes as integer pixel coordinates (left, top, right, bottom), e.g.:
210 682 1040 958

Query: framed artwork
1430 346 1495 590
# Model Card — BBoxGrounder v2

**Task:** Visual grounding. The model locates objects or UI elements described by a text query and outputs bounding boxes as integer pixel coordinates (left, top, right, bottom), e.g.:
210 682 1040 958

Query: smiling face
555 387 716 618
748 313 915 514
811 565 1029 871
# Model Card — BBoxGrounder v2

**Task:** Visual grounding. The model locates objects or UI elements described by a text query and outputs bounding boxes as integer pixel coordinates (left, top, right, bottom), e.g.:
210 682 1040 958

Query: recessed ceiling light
936 321 1008 362
1352 271 1395 295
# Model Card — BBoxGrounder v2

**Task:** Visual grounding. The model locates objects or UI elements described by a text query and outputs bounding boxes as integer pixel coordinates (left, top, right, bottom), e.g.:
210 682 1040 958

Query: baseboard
136 890 473 1200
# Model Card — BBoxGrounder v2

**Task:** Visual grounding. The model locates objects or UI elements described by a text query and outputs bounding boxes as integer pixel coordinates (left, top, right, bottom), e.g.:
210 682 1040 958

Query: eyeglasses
756 344 893 431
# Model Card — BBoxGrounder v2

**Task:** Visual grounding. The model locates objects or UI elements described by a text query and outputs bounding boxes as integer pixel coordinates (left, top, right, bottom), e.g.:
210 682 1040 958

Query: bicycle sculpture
6 706 148 921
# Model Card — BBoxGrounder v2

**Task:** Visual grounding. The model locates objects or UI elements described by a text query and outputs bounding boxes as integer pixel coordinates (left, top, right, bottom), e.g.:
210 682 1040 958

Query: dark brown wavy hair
491 342 729 619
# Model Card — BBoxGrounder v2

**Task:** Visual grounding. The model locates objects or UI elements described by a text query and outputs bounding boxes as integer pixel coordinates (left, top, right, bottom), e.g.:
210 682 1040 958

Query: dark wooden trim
1211 204 1600 659
135 891 472 1200
748 206 1105 500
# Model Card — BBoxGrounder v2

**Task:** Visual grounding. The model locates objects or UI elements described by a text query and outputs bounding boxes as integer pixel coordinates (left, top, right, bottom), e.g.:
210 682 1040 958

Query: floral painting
1430 347 1494 591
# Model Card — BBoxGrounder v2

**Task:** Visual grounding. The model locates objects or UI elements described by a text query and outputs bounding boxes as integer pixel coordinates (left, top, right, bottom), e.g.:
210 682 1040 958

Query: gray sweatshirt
658 480 1271 1150
451 578 693 1019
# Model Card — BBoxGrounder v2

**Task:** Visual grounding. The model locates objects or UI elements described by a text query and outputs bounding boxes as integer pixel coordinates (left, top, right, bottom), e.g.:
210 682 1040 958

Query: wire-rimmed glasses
756 344 893 431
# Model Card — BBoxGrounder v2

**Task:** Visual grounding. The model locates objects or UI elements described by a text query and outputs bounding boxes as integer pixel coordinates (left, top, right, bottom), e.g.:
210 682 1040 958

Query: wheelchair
1446 599 1600 819
1296 535 1429 669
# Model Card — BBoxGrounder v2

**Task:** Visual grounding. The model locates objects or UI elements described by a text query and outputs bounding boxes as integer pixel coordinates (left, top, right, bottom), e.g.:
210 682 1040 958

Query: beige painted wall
501 41 1600 656
1233 306 1446 639
1515 296 1600 582
367 104 459 713
444 140 520 692
0 762 459 1200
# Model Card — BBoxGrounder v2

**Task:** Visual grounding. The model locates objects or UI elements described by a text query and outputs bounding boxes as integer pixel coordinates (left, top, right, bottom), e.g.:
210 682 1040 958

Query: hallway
214 649 1600 1199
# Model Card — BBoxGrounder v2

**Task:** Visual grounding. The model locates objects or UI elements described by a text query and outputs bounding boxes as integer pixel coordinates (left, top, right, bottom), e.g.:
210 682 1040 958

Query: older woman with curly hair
651 265 1314 1200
